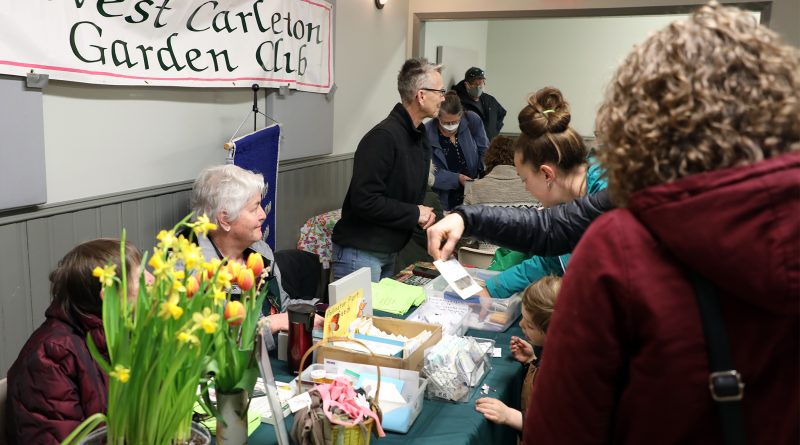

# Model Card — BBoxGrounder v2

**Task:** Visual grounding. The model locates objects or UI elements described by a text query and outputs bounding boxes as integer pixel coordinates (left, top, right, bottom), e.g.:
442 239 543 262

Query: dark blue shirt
438 131 468 207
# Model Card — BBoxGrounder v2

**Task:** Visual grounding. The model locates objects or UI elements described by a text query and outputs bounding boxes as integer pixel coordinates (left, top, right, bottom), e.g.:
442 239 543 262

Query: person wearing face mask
454 67 507 141
425 91 489 210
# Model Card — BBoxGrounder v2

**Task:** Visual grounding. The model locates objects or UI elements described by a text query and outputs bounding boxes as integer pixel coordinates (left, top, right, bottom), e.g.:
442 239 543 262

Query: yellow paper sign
323 289 362 340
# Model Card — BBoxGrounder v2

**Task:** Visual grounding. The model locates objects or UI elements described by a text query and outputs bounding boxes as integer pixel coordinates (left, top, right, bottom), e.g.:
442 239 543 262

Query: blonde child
475 275 561 431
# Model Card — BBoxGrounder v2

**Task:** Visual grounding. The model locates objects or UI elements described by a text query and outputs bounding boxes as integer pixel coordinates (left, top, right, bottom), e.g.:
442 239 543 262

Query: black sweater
332 103 432 253
454 80 507 141
453 189 613 256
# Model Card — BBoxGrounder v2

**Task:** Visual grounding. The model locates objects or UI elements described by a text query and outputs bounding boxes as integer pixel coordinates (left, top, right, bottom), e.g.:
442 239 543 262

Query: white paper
361 377 407 405
287 391 313 414
492 347 502 358
433 259 483 299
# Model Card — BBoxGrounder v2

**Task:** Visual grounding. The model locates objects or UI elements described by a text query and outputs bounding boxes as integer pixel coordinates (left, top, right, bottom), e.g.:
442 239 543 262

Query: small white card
492 347 502 358
287 391 313 414
433 258 483 299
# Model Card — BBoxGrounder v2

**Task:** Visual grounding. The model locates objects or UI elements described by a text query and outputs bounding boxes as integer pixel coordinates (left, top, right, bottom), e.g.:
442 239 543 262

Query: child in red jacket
475 275 561 431
6 239 143 445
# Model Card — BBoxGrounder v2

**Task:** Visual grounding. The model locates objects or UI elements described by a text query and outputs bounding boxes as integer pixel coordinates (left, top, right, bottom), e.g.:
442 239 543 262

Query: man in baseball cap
455 67 506 140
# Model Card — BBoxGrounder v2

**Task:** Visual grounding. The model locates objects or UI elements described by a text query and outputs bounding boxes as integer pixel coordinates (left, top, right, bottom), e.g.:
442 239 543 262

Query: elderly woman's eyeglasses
420 88 446 96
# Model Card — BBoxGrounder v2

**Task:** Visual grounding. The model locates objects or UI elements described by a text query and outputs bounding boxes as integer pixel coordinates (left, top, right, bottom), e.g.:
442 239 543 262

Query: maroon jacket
6 302 108 445
525 152 799 444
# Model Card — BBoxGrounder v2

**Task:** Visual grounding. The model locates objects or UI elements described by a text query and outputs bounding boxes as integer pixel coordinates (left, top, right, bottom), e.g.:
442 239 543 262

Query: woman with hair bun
425 91 489 210
475 86 607 301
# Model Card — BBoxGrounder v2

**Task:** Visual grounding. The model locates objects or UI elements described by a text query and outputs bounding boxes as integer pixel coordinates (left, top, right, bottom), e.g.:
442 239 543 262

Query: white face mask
441 122 460 133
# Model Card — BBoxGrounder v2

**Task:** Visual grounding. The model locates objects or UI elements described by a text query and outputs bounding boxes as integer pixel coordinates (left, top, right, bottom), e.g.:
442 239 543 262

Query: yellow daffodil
180 241 204 271
192 214 217 235
156 229 178 250
177 330 200 347
169 279 186 299
215 268 233 290
109 365 131 383
192 308 220 334
159 295 184 320
92 264 117 287
148 254 170 278
211 286 227 306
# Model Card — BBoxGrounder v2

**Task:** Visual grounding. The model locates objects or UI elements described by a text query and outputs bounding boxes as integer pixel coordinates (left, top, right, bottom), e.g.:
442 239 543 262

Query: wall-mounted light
375 0 387 9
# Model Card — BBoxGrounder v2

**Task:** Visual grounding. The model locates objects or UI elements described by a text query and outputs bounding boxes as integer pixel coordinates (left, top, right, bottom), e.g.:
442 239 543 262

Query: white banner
0 0 333 92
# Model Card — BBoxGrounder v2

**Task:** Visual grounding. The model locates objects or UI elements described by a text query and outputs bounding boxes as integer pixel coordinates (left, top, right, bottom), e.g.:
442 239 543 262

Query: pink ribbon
314 377 386 437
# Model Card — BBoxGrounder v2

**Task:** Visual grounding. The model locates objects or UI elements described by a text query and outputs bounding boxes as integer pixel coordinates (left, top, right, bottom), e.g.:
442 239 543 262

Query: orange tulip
246 252 264 277
237 268 255 292
227 262 242 283
224 300 245 326
202 258 222 281
185 275 200 299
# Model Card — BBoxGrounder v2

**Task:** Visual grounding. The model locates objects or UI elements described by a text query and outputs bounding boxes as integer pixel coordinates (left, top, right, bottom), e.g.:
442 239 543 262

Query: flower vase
77 421 211 444
216 390 249 445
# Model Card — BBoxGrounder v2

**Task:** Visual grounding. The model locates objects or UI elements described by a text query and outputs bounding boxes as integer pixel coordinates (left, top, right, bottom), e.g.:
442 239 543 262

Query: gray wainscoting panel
275 155 353 250
0 223 33 376
0 154 353 376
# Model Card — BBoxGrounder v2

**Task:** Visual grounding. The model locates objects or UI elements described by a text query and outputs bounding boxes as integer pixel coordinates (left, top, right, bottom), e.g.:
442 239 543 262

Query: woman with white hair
191 164 322 333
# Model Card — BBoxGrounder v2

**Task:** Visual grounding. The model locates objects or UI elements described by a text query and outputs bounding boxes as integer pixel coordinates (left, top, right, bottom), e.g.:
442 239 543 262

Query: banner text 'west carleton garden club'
0 0 333 91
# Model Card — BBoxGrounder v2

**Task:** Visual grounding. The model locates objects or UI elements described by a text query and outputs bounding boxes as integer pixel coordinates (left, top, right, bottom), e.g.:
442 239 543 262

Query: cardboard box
314 317 442 371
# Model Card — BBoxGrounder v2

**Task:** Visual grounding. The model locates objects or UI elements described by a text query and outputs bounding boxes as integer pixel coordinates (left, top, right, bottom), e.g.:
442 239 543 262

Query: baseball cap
465 67 486 81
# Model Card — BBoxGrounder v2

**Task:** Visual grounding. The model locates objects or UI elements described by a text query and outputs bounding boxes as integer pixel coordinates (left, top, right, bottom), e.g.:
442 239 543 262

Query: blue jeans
331 243 397 283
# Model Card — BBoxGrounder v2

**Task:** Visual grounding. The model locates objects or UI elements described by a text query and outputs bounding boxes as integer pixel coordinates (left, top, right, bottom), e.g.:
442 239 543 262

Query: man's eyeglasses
420 88 446 96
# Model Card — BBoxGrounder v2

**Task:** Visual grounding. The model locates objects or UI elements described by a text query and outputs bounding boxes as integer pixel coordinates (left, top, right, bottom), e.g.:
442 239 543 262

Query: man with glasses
454 67 507 140
331 58 445 282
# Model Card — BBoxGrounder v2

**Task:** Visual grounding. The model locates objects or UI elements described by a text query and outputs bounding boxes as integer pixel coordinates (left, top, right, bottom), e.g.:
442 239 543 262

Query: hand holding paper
433 259 482 300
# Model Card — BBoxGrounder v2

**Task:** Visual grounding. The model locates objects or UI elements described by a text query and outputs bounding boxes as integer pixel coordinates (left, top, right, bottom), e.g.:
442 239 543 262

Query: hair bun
518 87 572 138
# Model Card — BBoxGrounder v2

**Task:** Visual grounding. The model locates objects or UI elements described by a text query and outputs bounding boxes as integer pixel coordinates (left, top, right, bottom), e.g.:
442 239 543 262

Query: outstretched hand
427 213 466 260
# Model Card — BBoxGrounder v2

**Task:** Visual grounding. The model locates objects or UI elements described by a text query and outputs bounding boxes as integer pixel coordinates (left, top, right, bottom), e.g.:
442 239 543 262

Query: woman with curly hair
525 3 799 444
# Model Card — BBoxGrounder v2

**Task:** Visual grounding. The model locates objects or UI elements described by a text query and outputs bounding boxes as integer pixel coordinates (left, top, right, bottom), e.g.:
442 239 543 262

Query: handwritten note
323 289 362 339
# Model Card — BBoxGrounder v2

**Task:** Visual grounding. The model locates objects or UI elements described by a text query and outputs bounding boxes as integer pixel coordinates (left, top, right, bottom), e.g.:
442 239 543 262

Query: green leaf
86 333 111 374
59 412 107 445
233 366 259 394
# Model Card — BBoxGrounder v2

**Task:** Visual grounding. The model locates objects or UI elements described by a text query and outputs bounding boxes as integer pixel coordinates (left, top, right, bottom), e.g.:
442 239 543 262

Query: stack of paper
249 379 296 425
371 278 427 315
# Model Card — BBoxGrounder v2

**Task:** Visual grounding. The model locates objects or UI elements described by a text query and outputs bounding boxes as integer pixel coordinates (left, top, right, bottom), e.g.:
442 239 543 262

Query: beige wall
423 19 489 83
484 14 691 136
331 0 410 155
407 0 799 50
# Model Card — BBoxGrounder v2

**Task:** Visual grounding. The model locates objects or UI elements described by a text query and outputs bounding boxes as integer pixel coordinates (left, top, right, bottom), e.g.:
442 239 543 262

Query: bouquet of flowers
199 251 270 444
63 215 232 445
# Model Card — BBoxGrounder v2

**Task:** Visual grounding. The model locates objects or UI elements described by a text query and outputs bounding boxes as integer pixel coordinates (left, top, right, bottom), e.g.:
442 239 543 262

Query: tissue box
315 317 442 371
423 336 494 403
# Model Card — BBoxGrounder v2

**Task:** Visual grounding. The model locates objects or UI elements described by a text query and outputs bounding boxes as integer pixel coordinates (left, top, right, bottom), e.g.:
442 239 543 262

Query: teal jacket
486 160 607 298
